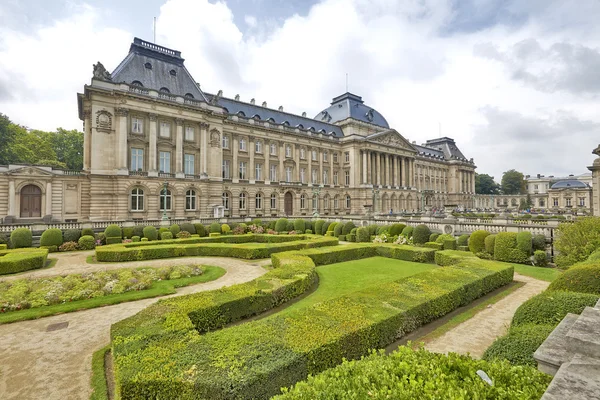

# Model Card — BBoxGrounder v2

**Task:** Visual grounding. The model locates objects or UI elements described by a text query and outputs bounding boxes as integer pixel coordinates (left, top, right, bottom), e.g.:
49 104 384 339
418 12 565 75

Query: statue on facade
593 144 600 157
93 62 112 81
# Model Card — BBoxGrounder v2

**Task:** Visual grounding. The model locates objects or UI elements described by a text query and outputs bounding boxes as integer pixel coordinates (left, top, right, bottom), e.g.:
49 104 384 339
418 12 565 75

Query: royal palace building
0 38 477 223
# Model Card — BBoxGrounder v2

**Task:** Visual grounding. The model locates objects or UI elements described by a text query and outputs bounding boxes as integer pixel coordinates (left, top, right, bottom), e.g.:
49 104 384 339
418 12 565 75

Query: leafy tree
43 128 83 170
554 217 600 268
0 113 17 164
501 169 526 195
7 128 56 164
475 173 499 194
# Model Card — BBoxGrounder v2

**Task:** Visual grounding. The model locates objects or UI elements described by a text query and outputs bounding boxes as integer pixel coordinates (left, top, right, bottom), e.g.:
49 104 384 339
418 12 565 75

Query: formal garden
1 216 600 399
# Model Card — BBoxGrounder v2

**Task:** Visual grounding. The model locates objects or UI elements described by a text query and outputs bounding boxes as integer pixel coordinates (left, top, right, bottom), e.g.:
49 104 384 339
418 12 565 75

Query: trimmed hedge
209 222 221 233
40 228 63 248
314 220 325 235
333 222 344 237
123 227 134 239
78 235 96 250
112 247 513 399
512 291 599 327
160 231 173 240
469 230 489 253
412 224 431 245
443 238 457 250
293 219 305 232
516 231 532 256
435 234 453 244
533 250 548 267
194 224 206 237
275 218 288 233
457 234 470 247
356 227 370 243
169 224 181 236
494 232 528 264
342 221 355 235
429 233 440 242
0 244 6 250
63 229 81 243
547 261 600 294
104 224 121 239
346 233 356 242
180 223 196 234
532 234 546 251
434 249 477 267
143 226 158 241
0 248 49 275
10 228 32 249
485 234 496 255
82 228 95 237
401 226 413 238
423 242 443 250
390 223 406 236
483 324 555 367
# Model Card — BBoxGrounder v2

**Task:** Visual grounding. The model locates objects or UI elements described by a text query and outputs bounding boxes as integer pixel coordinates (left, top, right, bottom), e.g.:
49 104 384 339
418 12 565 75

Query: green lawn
513 264 562 282
283 256 438 313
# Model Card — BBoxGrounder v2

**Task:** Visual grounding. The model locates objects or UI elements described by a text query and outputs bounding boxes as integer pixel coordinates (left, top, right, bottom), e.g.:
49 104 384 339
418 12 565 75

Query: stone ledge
542 354 600 400
533 313 578 376
566 307 600 360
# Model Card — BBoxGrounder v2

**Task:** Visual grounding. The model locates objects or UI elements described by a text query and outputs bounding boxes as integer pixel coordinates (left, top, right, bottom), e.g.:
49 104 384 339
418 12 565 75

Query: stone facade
0 38 477 223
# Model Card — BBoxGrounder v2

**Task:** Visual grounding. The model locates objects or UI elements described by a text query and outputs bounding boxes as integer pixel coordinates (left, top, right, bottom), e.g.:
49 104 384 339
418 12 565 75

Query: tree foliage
475 173 499 194
501 169 526 195
554 217 600 268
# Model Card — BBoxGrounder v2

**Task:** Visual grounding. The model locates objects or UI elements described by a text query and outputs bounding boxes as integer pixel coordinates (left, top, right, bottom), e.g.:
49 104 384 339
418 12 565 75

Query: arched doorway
284 192 293 216
20 184 42 218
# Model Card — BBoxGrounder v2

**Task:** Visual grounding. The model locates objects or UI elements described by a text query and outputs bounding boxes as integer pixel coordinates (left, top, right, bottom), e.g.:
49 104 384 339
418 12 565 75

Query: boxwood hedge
494 232 529 264
111 246 513 399
40 228 63 248
547 261 600 294
0 248 49 275
483 324 555 367
10 228 32 249
512 291 599 327
469 230 489 253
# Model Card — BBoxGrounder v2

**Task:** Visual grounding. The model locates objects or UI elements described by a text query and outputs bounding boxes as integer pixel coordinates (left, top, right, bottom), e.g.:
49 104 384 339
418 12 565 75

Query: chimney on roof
234 94 240 101
250 98 255 104
302 112 306 117
526 175 530 178
569 174 574 177
278 106 283 111
537 174 541 178
262 101 267 107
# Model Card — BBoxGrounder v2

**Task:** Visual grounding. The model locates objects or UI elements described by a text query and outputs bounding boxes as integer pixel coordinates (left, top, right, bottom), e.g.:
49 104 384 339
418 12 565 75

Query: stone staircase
534 299 600 400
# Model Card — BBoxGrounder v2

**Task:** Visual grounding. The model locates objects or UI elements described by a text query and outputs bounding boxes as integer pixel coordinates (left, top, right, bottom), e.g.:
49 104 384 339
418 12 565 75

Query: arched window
300 194 307 209
239 192 247 210
184 93 194 99
255 193 263 210
237 111 246 117
270 193 277 209
345 195 351 209
222 192 230 210
159 188 172 211
131 81 143 87
131 188 144 211
159 87 170 93
185 189 196 211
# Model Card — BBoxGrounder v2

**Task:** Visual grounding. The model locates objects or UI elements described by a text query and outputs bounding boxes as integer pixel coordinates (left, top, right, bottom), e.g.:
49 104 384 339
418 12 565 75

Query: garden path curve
425 273 549 358
0 257 269 400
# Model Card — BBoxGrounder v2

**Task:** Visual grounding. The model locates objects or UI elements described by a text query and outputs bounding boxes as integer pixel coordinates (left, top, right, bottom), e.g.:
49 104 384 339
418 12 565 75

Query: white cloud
244 15 257 28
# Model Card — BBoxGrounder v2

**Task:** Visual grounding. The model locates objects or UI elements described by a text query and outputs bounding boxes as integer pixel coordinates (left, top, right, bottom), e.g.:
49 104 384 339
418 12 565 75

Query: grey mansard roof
421 137 473 163
111 38 207 101
551 179 589 189
315 92 390 129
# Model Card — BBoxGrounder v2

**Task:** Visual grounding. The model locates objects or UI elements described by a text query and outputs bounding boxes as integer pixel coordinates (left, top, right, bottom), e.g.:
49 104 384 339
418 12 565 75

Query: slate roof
414 144 445 159
206 94 344 138
551 179 589 189
315 92 390 129
422 137 472 162
111 38 207 101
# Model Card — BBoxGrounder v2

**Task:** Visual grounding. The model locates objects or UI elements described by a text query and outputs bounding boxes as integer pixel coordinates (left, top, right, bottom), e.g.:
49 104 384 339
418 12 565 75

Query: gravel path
425 273 549 358
0 258 268 400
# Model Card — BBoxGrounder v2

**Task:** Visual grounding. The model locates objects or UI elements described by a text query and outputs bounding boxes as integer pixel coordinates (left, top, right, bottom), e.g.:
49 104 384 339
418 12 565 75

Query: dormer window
169 69 177 76
184 93 194 99
131 81 143 87
159 87 170 93
144 62 152 69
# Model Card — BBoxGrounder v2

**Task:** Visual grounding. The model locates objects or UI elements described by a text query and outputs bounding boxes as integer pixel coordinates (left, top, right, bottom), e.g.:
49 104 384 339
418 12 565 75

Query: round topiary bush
429 233 440 242
104 224 122 239
532 234 546 251
327 222 338 233
322 222 331 234
143 226 158 241
533 250 548 267
293 219 306 233
401 226 414 238
457 234 470 247
314 220 325 235
78 235 96 250
468 230 490 254
275 218 288 233
210 223 221 233
516 231 532 256
81 228 95 237
334 222 344 237
485 234 496 255
390 223 407 237
548 262 600 294
376 226 389 235
132 236 141 242
62 229 81 243
512 291 599 327
40 228 63 248
342 221 355 235
356 227 370 243
122 227 134 239
435 233 453 244
10 228 32 248
304 220 312 231
160 231 173 240
494 232 529 264
412 224 431 245
194 224 206 237
483 323 555 367
181 223 196 234
170 224 181 236
221 224 231 234
268 220 277 230
133 226 144 238
286 221 294 232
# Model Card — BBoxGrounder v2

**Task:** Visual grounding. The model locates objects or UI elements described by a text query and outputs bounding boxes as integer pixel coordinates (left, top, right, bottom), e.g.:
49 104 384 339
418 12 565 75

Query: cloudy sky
1 0 599 181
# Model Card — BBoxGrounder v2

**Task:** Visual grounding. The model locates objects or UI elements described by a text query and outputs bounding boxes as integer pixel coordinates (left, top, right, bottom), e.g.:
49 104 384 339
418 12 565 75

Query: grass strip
513 264 562 282
0 265 225 324
90 344 110 400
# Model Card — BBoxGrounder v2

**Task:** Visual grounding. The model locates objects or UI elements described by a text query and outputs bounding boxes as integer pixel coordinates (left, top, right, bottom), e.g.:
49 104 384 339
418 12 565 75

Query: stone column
249 136 255 181
175 119 184 177
376 152 381 186
472 172 476 193
307 147 312 184
385 154 391 187
200 122 209 177
115 108 128 173
45 181 52 217
83 110 91 171
318 149 323 185
294 145 300 182
362 150 368 184
410 159 415 187
279 141 285 182
149 114 158 174
232 135 239 181
265 142 271 183
366 151 371 184
8 180 15 216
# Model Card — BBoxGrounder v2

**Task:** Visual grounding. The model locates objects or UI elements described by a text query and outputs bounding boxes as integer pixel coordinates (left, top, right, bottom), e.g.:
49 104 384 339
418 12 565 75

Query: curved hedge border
96 234 337 262
111 246 513 399
0 248 49 275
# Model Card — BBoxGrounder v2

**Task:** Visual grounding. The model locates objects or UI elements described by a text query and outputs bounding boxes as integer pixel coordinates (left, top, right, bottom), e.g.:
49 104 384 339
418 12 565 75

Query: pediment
365 130 417 152
6 166 55 177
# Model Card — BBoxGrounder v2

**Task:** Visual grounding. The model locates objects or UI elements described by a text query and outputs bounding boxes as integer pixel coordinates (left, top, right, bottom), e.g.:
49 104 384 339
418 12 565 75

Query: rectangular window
131 117 143 134
270 164 277 181
300 168 305 183
184 154 195 175
534 184 538 190
270 143 277 155
285 145 292 158
222 135 229 149
323 169 328 185
185 126 194 141
553 198 559 207
333 153 338 163
222 160 230 179
333 171 338 185
130 148 144 171
239 161 247 179
270 194 276 209
239 138 246 151
159 121 170 138
255 141 262 153
286 167 292 182
311 169 317 184
345 152 350 162
312 150 317 161
300 148 305 159
566 198 572 207
334 197 339 209
159 151 170 173
579 197 585 206
255 163 262 180
345 170 350 185
323 151 328 163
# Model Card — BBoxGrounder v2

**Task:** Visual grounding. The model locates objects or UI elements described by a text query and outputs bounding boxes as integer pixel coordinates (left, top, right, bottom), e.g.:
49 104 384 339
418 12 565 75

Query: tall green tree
501 169 526 195
0 113 17 164
37 128 83 170
475 173 499 194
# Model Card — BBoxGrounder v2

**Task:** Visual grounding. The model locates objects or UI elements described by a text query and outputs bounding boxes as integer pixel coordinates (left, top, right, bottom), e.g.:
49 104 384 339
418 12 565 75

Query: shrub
143 226 158 241
141 237 148 242
469 230 489 253
342 221 356 235
390 223 406 236
181 223 196 234
209 223 221 233
457 234 470 247
63 229 82 242
0 248 48 275
133 226 144 238
327 222 338 233
443 239 457 250
59 241 79 252
429 233 440 242
333 222 344 237
314 220 325 235
78 235 96 250
458 245 469 251
401 226 413 238
209 232 221 237
293 219 305 233
356 227 370 242
176 231 191 239
533 250 548 267
554 217 600 268
532 234 546 251
376 226 389 235
232 225 246 235
285 221 294 232
104 225 121 239
221 224 231 234
0 244 6 250
512 291 599 327
132 236 141 242
160 231 173 240
122 227 134 239
322 222 331 235
169 224 181 236
423 242 443 250
483 324 555 367
10 228 32 249
305 229 312 234
194 224 206 237
411 224 430 245
485 234 496 255
106 237 121 245
366 224 378 235
275 346 550 400
81 228 95 237
96 233 106 245
548 262 600 294
268 220 277 230
346 233 356 242
275 218 288 233
304 220 312 231
516 231 532 256
494 232 528 264
40 229 63 248
435 234 453 244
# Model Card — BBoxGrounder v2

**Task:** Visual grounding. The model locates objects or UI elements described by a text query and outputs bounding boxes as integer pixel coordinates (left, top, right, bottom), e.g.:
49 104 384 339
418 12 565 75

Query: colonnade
361 150 414 187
